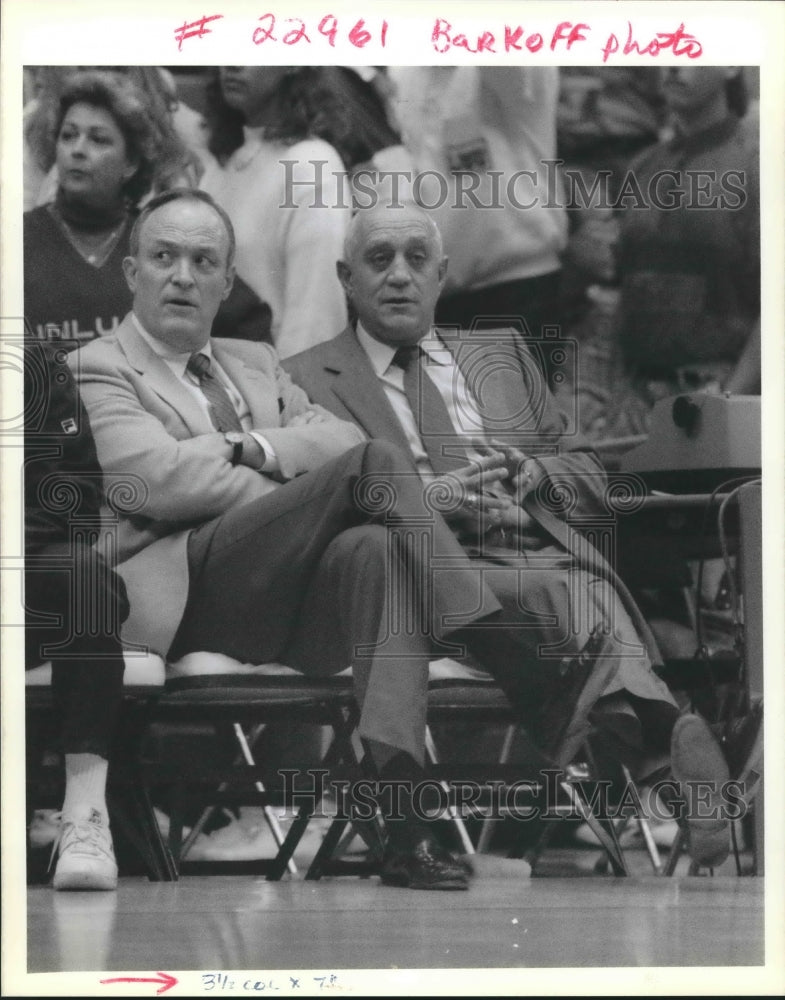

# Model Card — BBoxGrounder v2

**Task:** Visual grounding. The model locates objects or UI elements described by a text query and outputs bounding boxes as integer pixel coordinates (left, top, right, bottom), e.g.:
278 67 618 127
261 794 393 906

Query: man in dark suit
25 341 129 890
69 188 516 890
284 203 735 871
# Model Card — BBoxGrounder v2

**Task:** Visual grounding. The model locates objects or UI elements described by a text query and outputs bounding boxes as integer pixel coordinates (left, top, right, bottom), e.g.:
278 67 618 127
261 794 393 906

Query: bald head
343 203 444 263
337 204 448 347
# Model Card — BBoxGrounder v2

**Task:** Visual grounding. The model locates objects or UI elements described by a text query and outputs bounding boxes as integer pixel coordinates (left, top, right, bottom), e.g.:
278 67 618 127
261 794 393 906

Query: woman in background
200 67 351 359
24 69 270 347
23 70 157 346
24 66 202 210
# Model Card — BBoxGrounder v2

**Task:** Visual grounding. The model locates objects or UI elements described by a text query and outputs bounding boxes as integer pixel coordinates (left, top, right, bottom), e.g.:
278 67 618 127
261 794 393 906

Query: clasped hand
431 441 537 535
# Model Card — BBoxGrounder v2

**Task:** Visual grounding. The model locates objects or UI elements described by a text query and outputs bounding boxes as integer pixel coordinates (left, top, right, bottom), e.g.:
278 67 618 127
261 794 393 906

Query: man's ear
336 259 352 298
222 264 236 301
122 256 137 294
437 255 449 287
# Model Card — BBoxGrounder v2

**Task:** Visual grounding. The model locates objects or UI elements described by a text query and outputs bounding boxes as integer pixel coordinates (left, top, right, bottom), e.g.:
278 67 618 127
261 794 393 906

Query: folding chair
25 650 177 882
142 656 364 880
304 658 508 880
306 634 637 880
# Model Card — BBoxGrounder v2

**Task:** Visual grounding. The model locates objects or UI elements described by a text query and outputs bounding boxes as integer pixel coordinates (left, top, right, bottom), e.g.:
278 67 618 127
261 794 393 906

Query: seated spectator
284 202 752 871
200 67 351 359
23 70 270 349
24 341 129 891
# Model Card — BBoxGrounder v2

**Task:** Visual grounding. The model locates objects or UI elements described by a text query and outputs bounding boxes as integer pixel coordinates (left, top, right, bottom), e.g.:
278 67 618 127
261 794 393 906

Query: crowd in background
22 64 761 444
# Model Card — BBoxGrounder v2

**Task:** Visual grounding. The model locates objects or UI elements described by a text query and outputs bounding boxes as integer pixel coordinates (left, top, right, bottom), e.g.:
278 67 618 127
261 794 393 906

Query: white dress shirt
356 323 488 479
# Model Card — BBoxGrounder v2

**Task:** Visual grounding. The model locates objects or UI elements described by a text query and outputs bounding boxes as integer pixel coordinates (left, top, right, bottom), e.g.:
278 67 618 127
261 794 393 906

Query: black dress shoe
381 836 469 890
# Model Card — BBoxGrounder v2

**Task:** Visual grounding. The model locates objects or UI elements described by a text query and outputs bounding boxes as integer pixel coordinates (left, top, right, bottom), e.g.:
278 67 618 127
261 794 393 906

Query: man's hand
429 454 512 531
287 408 329 427
472 439 540 504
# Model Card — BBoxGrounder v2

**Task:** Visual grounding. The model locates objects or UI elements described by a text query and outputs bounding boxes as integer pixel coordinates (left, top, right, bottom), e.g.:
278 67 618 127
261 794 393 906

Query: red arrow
100 973 178 994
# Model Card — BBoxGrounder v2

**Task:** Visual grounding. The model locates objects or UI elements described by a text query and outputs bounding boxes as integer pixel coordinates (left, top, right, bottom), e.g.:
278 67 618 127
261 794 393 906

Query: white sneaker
573 817 679 850
29 809 62 849
52 809 118 891
186 814 273 861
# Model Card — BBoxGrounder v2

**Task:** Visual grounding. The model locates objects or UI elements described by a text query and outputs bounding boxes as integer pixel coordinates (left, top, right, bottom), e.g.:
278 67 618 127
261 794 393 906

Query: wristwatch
224 431 244 466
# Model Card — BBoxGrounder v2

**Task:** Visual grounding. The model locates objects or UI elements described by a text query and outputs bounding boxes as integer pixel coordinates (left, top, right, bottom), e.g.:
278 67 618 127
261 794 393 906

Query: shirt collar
355 322 449 376
131 312 212 375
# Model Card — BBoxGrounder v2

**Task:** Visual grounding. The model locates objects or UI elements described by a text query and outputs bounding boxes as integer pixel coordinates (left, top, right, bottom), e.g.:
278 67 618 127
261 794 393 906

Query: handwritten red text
174 14 223 52
601 21 703 63
431 18 590 54
252 13 388 48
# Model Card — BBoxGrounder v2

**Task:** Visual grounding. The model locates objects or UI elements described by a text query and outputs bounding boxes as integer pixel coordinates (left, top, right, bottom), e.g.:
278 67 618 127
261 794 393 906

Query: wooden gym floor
14 828 777 998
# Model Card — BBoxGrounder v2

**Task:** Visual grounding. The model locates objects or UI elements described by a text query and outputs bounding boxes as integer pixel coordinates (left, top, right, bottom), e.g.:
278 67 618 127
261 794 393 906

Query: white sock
62 753 109 822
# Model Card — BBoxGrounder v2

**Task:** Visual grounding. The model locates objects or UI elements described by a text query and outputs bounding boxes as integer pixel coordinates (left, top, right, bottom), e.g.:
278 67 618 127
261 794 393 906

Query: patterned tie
392 345 466 475
186 352 243 433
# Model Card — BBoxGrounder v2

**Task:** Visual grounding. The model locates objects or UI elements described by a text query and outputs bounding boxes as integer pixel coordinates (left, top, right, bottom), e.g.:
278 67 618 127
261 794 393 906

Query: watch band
224 432 244 466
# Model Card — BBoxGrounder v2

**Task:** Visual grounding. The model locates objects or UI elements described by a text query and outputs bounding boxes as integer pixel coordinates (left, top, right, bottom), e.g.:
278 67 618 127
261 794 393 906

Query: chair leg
558 777 629 876
108 696 178 881
618 765 663 875
176 720 297 875
477 724 516 854
266 703 368 882
303 703 387 880
108 785 178 881
231 722 297 874
424 725 475 856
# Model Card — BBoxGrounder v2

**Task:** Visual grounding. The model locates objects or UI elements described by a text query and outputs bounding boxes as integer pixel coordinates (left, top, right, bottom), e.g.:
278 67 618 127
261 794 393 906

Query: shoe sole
671 714 731 869
53 871 118 891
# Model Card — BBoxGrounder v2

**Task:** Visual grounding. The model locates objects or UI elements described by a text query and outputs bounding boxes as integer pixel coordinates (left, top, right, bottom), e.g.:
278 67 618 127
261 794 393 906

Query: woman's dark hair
54 70 158 206
205 66 399 170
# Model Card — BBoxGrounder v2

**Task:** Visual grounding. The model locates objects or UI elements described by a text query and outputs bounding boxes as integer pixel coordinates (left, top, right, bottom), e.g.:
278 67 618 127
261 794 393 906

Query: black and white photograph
2 1 784 996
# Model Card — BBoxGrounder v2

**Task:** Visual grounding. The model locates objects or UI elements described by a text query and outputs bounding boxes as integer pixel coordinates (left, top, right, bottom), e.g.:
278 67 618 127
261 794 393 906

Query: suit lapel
116 317 212 434
211 341 274 428
447 327 535 438
325 329 416 462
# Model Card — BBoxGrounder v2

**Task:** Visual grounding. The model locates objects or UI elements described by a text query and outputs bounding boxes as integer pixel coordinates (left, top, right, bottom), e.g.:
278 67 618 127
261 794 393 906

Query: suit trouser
25 543 128 757
454 543 679 777
168 441 501 765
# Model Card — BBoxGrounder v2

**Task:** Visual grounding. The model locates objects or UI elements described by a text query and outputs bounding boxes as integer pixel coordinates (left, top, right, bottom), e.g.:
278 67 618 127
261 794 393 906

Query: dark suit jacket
285 325 661 664
24 341 104 553
69 314 365 654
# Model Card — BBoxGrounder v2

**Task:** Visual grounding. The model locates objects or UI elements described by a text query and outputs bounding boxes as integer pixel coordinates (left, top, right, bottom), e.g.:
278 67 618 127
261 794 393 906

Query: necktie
186 352 243 433
392 345 466 475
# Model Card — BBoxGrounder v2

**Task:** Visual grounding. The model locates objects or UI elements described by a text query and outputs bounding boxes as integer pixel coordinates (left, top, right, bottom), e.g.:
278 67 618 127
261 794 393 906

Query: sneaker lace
48 816 113 872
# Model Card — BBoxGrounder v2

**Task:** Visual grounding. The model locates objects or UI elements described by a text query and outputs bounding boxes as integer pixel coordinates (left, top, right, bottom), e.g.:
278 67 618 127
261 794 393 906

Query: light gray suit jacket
69 314 364 654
